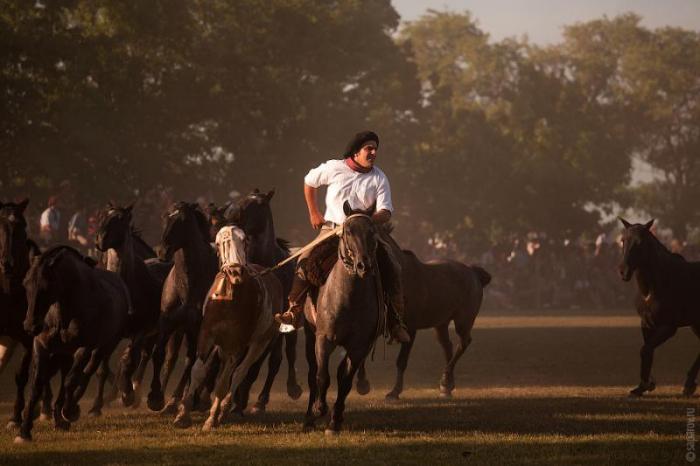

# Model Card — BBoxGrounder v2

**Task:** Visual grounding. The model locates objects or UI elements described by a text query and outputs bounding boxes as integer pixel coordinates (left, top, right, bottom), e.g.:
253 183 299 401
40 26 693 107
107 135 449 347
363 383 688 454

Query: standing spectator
39 196 61 247
67 206 89 253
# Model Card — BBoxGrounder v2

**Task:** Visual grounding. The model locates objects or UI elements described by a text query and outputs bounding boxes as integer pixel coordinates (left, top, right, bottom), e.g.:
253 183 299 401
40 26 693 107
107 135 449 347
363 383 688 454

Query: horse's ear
265 189 275 202
107 200 114 209
125 203 134 215
17 198 29 213
618 217 632 229
252 188 260 194
644 219 655 230
343 201 353 217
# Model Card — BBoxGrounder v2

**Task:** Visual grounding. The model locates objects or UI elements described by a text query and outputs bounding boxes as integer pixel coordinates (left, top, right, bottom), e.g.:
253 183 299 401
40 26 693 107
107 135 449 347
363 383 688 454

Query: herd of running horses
0 191 698 444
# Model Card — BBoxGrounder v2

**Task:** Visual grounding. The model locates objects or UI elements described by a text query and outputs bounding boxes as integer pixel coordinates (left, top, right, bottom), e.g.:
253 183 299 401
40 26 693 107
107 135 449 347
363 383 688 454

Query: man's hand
371 209 391 225
304 184 325 229
309 210 325 230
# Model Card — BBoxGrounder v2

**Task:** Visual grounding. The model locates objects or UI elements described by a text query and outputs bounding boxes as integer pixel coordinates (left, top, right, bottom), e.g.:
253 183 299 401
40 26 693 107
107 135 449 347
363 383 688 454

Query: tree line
2 1 699 252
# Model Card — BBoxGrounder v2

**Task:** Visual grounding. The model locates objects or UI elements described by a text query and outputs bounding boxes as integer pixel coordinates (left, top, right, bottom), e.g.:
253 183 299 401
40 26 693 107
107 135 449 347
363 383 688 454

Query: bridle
339 213 376 275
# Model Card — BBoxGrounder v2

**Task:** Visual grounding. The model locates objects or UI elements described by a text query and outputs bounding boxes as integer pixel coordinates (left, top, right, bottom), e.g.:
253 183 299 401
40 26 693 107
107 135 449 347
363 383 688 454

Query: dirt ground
0 309 697 465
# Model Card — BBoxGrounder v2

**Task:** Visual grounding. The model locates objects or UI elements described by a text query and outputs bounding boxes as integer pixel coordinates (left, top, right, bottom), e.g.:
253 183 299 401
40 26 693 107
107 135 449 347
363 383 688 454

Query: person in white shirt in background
275 130 410 343
39 195 61 247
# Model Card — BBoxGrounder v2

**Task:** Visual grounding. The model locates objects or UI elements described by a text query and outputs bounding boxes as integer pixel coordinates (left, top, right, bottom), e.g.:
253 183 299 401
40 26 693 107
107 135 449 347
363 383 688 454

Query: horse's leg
434 324 455 397
119 333 148 408
682 325 700 397
87 347 118 417
74 341 119 418
147 316 178 412
52 354 71 431
630 325 677 396
220 338 273 426
194 348 220 412
313 336 334 419
251 334 282 414
441 321 473 397
303 322 318 431
39 379 54 422
386 330 417 400
233 341 272 415
203 356 234 431
131 334 157 408
15 338 50 443
355 359 370 395
0 336 17 376
174 353 211 428
162 319 198 415
7 343 31 429
327 350 364 435
61 347 92 423
284 331 303 399
161 330 184 396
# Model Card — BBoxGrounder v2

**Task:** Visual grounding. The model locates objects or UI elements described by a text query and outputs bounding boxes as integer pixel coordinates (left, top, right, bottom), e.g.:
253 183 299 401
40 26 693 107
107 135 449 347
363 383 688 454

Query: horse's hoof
147 392 165 412
131 394 142 409
287 383 303 400
324 427 340 436
683 383 697 397
13 435 31 444
54 419 70 431
385 392 400 402
122 390 136 408
439 389 453 399
38 413 51 422
88 409 102 418
202 418 217 432
250 402 266 415
356 379 371 396
159 402 178 416
61 404 81 423
6 420 20 430
173 415 192 429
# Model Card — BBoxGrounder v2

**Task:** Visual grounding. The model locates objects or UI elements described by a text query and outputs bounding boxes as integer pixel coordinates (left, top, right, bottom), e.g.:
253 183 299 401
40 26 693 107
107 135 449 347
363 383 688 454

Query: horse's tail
472 266 492 287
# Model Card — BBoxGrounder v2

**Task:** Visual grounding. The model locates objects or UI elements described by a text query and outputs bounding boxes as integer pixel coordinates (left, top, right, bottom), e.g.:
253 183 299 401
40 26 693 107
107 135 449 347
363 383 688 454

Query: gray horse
303 202 383 435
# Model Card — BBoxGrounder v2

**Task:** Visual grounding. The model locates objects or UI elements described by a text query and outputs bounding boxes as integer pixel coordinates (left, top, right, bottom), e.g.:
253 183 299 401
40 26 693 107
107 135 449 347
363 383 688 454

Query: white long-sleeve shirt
304 159 393 225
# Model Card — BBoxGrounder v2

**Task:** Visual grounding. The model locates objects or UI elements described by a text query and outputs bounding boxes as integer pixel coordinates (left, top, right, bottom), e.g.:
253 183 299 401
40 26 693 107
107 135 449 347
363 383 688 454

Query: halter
339 213 376 274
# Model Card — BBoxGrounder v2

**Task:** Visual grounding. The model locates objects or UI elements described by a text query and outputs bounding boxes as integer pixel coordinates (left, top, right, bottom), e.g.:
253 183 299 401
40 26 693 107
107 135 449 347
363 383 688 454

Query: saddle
304 235 340 287
210 267 240 301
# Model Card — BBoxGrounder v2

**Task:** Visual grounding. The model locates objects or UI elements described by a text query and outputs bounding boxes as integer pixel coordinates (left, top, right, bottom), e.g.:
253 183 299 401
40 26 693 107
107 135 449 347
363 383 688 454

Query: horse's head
232 189 274 236
339 201 377 279
160 202 209 260
95 203 133 252
23 248 66 335
618 217 655 281
0 199 30 282
206 202 230 240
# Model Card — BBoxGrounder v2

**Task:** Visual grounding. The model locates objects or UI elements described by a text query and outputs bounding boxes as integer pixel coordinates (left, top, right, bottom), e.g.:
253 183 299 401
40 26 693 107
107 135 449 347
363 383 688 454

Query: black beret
343 131 379 158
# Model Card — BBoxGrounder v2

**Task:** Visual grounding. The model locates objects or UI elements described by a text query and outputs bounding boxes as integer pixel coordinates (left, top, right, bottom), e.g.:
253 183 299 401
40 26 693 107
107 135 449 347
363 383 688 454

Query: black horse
618 218 700 397
226 189 302 414
95 203 173 408
16 246 131 442
146 202 218 412
0 200 54 429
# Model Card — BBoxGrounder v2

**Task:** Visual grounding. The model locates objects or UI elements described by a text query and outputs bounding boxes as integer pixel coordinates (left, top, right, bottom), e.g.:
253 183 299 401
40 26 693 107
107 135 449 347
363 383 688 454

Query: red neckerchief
345 157 373 174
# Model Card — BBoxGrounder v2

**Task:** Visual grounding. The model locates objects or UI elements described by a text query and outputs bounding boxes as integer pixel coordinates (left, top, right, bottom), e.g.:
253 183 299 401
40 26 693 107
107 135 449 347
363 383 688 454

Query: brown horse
385 249 491 400
173 225 283 430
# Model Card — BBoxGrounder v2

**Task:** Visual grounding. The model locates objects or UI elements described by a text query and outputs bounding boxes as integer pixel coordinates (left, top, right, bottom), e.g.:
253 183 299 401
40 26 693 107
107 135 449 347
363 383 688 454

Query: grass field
0 310 697 465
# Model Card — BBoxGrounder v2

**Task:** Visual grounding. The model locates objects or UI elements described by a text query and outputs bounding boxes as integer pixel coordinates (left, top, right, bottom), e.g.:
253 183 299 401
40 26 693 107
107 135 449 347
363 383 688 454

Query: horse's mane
644 229 687 265
131 228 156 256
38 245 88 267
192 207 212 242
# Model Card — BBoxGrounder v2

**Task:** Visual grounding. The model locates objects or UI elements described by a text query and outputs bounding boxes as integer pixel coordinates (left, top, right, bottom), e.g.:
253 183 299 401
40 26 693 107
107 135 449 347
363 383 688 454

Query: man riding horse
275 130 410 343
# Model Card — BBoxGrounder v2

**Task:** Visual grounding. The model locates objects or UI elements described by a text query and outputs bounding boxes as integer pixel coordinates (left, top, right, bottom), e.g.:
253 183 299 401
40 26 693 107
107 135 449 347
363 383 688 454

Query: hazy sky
392 0 700 44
